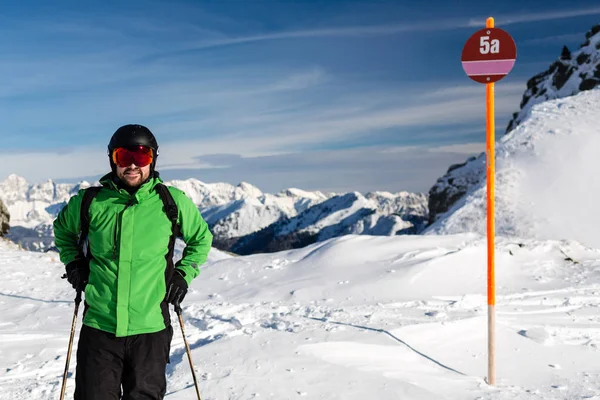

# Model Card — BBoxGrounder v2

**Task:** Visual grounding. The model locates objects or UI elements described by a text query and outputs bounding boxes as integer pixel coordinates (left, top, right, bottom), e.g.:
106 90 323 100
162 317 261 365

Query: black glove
165 270 188 307
65 259 89 291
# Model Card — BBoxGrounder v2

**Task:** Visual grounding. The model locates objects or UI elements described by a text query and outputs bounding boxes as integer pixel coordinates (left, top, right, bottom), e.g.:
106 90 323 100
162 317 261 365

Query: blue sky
1 0 599 193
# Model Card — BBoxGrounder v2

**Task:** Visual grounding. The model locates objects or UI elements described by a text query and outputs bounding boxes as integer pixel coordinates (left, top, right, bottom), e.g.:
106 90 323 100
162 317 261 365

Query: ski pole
59 288 82 400
175 304 202 400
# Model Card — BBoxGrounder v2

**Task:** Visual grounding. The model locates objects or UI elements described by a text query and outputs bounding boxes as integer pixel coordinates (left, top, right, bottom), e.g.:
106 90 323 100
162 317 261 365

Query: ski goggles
111 146 154 168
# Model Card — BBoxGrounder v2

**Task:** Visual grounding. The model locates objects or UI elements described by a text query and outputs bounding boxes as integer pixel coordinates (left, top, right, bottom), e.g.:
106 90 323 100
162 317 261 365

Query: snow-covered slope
428 24 600 226
167 179 270 209
426 87 600 247
3 232 600 399
231 191 428 255
201 189 333 240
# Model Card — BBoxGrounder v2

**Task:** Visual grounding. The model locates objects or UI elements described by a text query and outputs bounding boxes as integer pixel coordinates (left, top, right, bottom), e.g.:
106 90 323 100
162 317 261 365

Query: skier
53 124 213 399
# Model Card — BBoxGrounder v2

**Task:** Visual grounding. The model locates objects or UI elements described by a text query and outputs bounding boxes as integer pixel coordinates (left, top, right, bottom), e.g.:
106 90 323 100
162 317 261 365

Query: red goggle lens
112 146 154 168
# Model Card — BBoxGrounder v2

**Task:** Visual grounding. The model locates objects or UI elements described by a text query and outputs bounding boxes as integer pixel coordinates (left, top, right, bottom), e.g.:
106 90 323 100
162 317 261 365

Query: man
53 124 213 399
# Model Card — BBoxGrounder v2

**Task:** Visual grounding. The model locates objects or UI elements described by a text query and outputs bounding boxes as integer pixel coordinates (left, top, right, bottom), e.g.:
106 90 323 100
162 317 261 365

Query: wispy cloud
135 20 469 61
162 20 463 51
430 142 485 154
12 145 479 193
137 90 519 162
269 67 327 91
421 82 525 100
380 141 485 155
468 6 600 27
138 6 600 58
0 78 520 186
521 33 586 46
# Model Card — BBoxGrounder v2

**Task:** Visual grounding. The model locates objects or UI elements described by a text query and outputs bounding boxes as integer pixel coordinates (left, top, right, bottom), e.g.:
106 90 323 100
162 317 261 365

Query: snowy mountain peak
1 175 29 200
236 181 263 197
4 174 28 185
279 187 330 200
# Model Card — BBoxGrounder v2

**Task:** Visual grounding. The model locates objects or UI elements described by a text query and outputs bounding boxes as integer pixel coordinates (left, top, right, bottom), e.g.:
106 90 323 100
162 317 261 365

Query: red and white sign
461 28 517 83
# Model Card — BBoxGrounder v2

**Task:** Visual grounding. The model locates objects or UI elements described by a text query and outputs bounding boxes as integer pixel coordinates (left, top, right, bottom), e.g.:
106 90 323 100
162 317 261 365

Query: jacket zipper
113 198 136 260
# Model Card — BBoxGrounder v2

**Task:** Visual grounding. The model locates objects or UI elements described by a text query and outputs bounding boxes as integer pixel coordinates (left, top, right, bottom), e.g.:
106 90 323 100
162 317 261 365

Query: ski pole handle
61 274 84 304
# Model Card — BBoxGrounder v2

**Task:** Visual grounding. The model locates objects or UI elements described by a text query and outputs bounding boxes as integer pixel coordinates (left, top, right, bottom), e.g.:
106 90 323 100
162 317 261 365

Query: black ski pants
74 324 173 400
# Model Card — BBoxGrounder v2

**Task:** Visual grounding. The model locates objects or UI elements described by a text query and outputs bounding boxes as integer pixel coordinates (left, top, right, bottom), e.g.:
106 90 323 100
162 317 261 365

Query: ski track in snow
2 234 600 399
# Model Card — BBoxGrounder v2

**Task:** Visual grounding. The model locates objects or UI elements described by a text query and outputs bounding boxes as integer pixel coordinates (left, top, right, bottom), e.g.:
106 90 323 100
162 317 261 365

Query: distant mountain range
0 174 428 254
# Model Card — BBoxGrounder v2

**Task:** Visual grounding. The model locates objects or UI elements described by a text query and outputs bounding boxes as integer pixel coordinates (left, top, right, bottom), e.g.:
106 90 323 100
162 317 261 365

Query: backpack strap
155 183 181 326
155 183 180 281
78 186 102 260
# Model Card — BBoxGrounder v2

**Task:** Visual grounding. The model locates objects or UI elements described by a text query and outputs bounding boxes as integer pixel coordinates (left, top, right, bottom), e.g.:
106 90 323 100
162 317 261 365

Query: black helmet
108 124 159 172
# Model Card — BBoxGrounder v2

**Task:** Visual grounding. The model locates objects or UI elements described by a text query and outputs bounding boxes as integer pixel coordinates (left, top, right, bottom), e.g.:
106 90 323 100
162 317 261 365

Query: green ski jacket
53 174 213 337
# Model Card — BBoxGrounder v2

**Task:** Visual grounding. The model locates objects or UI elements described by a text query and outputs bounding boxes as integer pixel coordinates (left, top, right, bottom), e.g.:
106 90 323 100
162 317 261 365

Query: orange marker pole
485 16 496 387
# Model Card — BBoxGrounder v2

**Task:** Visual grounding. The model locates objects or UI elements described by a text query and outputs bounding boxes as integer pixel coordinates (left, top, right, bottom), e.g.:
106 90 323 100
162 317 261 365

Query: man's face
111 146 154 188
116 163 151 188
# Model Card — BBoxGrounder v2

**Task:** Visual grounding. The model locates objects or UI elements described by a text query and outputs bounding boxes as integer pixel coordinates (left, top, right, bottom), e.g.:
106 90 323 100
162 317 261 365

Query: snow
426 87 600 250
274 191 424 240
3 231 600 399
202 198 287 239
366 190 428 216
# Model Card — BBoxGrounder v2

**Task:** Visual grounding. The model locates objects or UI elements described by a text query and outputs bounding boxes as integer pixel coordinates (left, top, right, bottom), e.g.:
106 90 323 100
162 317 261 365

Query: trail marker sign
461 17 517 387
461 27 517 83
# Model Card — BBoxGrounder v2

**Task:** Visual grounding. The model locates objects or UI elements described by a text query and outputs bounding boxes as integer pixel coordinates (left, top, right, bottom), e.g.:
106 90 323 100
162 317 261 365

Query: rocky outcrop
0 199 9 236
506 24 600 133
427 156 481 224
428 24 600 226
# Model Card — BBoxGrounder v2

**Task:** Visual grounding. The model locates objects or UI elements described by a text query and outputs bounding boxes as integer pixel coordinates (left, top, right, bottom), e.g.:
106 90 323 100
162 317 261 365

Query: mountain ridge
0 174 428 253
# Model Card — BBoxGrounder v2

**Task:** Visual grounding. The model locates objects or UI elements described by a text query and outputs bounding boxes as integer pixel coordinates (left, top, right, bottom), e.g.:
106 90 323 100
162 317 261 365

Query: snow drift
427 87 600 250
